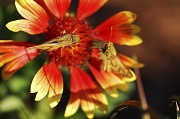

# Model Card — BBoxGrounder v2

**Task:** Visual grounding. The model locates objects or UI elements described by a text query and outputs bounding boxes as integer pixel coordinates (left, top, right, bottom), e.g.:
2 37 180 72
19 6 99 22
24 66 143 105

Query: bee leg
60 47 64 56
70 45 74 56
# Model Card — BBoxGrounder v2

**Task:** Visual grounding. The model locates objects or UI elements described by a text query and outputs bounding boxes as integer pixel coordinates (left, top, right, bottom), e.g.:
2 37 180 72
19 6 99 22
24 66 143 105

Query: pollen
45 15 93 68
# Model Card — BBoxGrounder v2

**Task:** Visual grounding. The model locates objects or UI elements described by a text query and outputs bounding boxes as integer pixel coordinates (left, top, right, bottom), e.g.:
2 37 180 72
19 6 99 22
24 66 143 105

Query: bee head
101 42 112 52
71 34 80 44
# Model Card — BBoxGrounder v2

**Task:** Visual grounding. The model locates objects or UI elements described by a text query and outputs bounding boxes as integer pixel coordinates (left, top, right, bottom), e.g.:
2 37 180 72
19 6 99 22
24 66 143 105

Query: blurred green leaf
7 76 30 93
0 96 23 112
33 98 53 119
0 83 8 97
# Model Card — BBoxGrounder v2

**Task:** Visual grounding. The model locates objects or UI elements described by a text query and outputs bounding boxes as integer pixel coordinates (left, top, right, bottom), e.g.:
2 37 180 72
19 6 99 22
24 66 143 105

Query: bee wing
116 58 133 78
31 35 73 51
101 55 133 78
56 35 71 42
32 43 58 51
44 35 71 44
101 55 116 72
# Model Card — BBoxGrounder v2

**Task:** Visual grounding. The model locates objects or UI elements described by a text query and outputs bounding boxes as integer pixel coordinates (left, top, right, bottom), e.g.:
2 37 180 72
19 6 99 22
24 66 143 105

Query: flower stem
133 55 151 119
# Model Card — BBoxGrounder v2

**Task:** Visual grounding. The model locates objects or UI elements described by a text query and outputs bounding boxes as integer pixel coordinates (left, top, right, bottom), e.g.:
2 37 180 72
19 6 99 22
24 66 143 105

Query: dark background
105 0 180 118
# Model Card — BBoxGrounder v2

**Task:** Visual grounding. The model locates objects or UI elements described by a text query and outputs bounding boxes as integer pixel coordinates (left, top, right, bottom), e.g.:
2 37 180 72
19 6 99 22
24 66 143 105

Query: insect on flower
100 41 133 78
28 30 80 51
100 27 133 78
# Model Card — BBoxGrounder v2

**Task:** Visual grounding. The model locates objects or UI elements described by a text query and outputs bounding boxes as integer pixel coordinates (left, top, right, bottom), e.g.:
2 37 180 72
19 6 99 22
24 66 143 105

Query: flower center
45 15 93 68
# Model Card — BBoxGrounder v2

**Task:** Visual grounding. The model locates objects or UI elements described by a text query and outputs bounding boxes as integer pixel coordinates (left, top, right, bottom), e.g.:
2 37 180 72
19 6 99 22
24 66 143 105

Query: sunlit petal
48 62 63 108
80 95 94 119
94 11 137 31
77 0 108 19
65 67 108 118
118 54 144 68
93 11 142 45
15 0 49 30
44 0 71 19
120 35 142 46
35 78 49 101
64 93 80 117
31 61 63 107
6 20 45 34
122 70 136 82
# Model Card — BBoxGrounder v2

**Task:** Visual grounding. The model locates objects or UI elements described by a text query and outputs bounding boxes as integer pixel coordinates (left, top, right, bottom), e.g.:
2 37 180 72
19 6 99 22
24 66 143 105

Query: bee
100 41 133 78
28 30 80 51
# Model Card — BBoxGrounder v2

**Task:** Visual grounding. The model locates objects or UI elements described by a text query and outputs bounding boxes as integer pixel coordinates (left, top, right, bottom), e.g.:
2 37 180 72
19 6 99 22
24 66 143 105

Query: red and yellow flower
0 0 143 118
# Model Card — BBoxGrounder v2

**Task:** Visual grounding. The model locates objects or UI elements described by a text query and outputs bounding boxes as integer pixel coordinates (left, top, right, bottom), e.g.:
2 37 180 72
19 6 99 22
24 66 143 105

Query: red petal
34 0 52 16
65 67 107 118
93 11 142 45
0 40 37 67
0 51 25 67
31 61 63 108
15 0 49 30
44 0 71 19
0 40 35 47
64 92 80 117
1 46 39 80
77 0 108 19
0 40 39 80
118 54 144 68
94 11 136 31
64 67 82 117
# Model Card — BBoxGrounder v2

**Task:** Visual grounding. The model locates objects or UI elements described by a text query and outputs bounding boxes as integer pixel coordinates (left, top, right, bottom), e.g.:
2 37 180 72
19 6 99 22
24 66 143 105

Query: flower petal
31 61 63 108
120 35 142 46
44 0 71 19
77 0 108 19
0 40 35 47
94 11 137 31
88 57 129 98
6 20 46 34
64 93 80 117
80 95 94 119
65 67 108 118
0 41 39 80
2 48 39 80
15 0 49 30
118 54 144 68
93 11 142 46
0 51 24 67
122 70 136 82
48 63 63 108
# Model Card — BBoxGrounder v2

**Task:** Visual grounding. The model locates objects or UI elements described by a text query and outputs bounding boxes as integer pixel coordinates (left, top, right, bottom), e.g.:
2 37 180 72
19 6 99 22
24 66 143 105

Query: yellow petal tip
122 35 143 46
6 21 20 32
121 11 137 23
123 70 136 82
106 88 119 98
49 94 62 108
50 102 58 108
